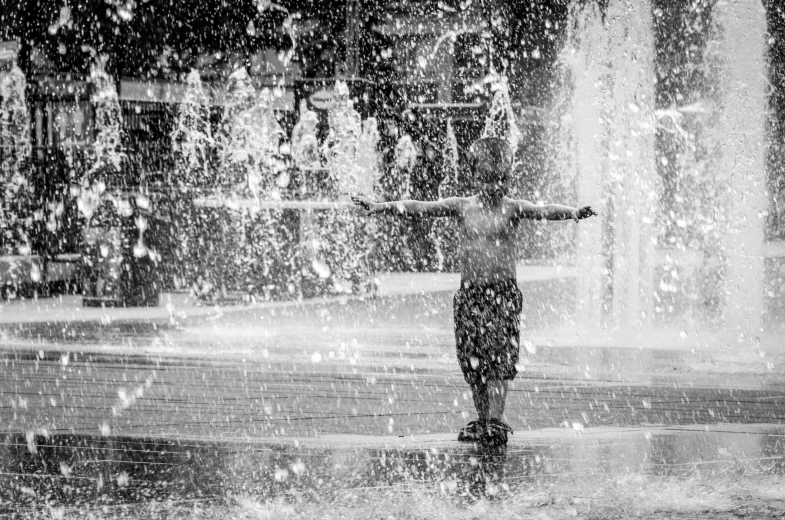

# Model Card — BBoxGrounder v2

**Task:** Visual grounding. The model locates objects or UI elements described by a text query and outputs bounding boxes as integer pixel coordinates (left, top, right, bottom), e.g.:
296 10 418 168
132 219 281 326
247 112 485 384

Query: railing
29 139 173 183
194 196 354 211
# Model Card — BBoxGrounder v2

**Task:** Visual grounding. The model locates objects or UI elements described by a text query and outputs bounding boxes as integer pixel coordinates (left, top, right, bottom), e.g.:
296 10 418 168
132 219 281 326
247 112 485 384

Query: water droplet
276 171 291 188
133 242 147 258
312 259 331 279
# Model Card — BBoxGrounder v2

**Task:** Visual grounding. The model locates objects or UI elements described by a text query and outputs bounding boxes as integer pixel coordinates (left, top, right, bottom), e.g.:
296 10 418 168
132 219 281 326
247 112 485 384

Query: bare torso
457 196 520 284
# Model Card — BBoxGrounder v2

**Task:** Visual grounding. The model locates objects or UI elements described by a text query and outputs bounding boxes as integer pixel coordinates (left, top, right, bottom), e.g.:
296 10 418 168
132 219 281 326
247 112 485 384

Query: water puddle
2 425 784 518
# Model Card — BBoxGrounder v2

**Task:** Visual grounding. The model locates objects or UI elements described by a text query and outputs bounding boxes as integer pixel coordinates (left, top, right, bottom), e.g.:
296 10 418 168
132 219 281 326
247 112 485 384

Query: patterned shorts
453 279 523 385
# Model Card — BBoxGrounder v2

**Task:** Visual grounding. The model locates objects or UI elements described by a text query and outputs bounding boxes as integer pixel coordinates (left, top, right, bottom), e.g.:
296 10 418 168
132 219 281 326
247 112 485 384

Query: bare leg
470 382 489 422
487 380 508 421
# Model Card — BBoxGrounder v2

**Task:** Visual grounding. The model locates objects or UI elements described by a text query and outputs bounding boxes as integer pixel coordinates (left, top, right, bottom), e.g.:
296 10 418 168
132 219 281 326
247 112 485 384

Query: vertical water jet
714 0 767 345
566 3 607 338
605 0 657 332
563 0 657 339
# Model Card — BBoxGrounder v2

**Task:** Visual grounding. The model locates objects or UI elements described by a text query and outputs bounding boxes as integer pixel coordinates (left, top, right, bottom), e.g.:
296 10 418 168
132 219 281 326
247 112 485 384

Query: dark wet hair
468 137 513 176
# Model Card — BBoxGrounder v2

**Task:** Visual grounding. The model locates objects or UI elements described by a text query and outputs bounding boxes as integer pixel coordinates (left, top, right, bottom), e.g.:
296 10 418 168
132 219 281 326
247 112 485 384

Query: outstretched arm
352 196 463 218
514 199 597 222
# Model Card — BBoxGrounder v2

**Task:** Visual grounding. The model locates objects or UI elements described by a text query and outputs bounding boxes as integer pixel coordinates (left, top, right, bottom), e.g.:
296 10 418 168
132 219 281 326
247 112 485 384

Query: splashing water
561 0 660 340
171 69 214 188
0 65 31 184
217 67 283 199
438 118 460 199
356 117 381 196
560 0 769 349
247 88 285 199
87 57 125 181
76 56 125 221
325 80 363 195
0 64 33 255
393 134 417 199
290 100 321 170
481 74 521 155
713 1 768 344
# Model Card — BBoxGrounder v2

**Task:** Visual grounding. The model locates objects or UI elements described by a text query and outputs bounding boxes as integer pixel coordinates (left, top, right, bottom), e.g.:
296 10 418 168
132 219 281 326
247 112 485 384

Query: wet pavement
2 290 785 517
3 426 785 518
3 348 785 440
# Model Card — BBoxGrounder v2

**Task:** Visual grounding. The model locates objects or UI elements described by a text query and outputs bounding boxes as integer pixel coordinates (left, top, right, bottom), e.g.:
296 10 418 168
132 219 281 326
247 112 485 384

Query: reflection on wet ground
3 291 785 517
4 290 783 388
2 426 785 518
3 349 785 443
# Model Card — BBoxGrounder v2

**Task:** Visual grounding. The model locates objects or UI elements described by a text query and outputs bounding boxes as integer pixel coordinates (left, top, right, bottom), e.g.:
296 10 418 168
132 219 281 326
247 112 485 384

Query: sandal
482 418 513 446
458 419 486 442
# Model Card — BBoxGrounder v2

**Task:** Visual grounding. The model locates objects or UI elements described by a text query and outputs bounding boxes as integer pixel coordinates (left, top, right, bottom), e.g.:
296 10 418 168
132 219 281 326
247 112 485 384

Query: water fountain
5 4 785 518
169 68 213 290
430 118 461 271
80 57 162 305
560 0 769 347
356 116 381 195
325 80 363 195
394 132 418 194
482 73 521 154
713 0 768 344
307 80 378 294
171 69 214 188
75 58 125 221
85 58 125 183
217 67 284 198
78 58 125 303
372 131 418 271
187 74 380 298
0 63 32 256
207 66 293 298
290 100 320 171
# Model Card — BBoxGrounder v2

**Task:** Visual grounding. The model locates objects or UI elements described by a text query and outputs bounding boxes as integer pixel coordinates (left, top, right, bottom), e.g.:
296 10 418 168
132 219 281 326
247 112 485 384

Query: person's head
468 137 513 200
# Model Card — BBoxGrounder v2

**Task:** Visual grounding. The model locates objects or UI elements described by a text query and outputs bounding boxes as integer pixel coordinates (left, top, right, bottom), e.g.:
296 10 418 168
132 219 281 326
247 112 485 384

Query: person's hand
572 205 597 222
351 195 378 216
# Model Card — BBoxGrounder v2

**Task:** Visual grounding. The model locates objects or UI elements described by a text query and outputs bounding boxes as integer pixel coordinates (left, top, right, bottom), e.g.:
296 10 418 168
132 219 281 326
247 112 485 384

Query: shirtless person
352 137 597 445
